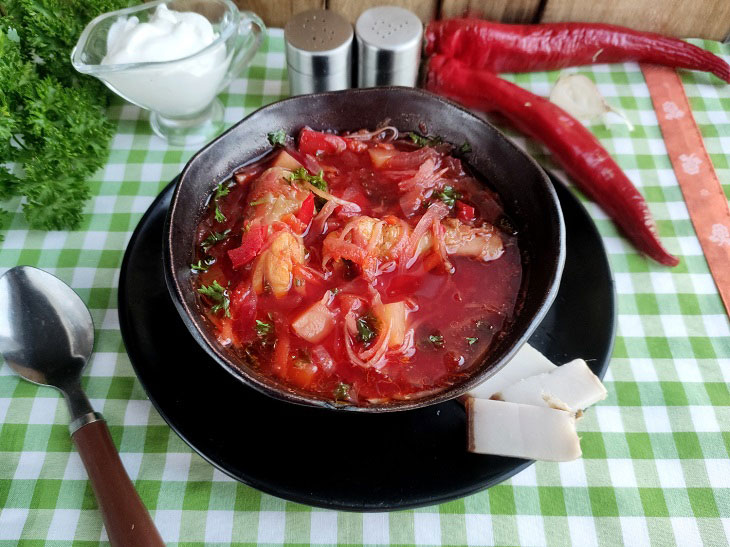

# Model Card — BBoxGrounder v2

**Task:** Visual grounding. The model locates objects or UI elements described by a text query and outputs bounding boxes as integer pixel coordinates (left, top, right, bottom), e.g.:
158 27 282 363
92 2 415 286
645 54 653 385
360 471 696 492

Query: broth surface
191 128 522 405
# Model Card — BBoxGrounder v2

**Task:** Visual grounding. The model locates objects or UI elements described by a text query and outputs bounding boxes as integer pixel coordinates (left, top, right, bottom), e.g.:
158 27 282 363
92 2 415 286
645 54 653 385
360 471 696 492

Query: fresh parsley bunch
0 0 137 232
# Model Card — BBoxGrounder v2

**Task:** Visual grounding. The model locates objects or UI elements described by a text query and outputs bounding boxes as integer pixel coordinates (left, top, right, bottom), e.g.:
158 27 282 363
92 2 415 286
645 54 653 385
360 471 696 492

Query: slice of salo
492 359 607 411
467 398 581 462
467 343 557 400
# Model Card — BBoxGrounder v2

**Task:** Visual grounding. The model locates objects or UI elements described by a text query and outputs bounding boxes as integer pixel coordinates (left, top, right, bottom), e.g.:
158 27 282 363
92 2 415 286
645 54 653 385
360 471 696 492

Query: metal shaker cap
285 9 353 76
355 6 423 87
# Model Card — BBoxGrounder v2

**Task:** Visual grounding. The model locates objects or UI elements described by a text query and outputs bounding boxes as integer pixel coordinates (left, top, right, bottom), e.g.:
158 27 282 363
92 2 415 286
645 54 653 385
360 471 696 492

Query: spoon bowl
0 266 93 409
0 266 163 546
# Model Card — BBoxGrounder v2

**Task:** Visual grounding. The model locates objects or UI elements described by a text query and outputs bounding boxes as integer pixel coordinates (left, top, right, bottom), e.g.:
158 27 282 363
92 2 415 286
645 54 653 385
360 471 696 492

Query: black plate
118 175 615 512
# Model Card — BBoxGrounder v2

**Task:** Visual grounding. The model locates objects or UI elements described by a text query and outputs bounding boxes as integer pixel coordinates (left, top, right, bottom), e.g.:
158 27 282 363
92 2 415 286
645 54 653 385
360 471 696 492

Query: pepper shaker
355 6 423 87
285 9 353 95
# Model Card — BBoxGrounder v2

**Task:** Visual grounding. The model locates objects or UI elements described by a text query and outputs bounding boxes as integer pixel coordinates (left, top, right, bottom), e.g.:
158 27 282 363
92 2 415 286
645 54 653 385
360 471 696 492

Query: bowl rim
164 86 566 412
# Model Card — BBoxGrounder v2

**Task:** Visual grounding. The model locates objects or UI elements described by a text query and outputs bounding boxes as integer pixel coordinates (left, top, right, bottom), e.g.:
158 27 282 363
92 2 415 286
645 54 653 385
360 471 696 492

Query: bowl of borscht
163 87 565 411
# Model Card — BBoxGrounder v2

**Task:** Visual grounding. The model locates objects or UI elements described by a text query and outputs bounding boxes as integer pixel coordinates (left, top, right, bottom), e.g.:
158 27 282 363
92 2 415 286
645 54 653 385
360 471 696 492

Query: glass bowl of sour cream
72 0 265 145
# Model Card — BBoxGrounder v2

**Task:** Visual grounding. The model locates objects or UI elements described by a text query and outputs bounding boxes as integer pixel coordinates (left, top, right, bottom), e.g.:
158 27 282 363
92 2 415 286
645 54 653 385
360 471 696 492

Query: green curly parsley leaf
408 132 443 148
288 167 327 192
0 0 138 232
458 141 472 155
190 258 214 272
255 319 273 337
197 280 230 317
200 229 231 251
434 186 462 208
356 313 379 344
267 129 287 147
214 205 226 223
428 334 445 348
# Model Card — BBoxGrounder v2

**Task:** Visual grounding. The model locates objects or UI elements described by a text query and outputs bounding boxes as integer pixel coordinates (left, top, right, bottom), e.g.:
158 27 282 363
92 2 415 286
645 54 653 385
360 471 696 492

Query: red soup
191 127 523 405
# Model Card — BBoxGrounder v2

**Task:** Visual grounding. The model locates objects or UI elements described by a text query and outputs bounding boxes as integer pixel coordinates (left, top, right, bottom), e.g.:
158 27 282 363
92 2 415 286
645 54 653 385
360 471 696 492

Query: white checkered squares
47 509 81 540
465 514 494 546
257 510 285 544
205 510 234 543
607 459 638 488
414 512 441 545
362 512 389 545
13 451 45 480
655 460 686 489
642 406 673 433
0 509 28 540
619 315 646 338
310 511 337 544
568 516 598 547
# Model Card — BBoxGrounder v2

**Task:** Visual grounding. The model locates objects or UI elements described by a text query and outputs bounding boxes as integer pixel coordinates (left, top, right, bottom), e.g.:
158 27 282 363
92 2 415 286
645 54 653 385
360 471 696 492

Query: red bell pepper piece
299 128 347 156
426 55 679 266
455 200 476 224
426 19 730 83
227 224 266 269
296 193 315 225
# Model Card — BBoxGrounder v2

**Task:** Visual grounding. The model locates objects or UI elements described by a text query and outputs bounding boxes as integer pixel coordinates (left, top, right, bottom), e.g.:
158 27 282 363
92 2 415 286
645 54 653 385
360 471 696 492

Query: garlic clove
550 73 634 131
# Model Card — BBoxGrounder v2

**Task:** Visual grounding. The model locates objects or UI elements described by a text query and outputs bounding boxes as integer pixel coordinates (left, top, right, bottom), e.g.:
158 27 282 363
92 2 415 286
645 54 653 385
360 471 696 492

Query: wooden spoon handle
72 418 165 546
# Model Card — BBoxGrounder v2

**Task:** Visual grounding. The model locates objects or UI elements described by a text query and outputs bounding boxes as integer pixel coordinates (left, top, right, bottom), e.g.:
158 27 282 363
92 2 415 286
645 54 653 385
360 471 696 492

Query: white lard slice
467 398 581 462
467 343 557 400
492 359 607 412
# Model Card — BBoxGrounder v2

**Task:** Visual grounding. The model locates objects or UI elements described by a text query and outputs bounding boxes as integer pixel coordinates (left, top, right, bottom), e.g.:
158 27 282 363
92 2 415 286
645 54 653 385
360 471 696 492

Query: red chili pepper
426 19 730 83
299 128 347 156
296 193 315 225
455 200 476 224
426 55 679 267
228 224 267 269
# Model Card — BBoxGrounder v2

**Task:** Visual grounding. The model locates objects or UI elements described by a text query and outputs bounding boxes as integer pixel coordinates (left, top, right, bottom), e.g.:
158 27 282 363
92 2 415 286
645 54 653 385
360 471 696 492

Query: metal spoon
0 266 164 546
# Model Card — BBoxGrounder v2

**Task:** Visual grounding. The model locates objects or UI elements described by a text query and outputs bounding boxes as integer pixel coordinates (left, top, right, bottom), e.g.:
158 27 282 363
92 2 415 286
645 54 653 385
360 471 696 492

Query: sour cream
101 4 229 117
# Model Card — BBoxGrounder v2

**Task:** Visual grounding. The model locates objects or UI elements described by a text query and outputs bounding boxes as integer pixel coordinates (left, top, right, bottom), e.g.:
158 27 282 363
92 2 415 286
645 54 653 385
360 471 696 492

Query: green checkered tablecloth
1 29 729 545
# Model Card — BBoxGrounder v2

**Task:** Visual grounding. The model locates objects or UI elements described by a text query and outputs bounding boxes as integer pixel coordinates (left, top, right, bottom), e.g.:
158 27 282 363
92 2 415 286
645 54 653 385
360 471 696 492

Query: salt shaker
285 9 353 95
355 6 423 88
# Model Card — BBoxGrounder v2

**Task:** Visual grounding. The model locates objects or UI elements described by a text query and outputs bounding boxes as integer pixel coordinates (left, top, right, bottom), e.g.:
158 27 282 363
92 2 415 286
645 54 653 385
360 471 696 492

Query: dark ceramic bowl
164 87 565 412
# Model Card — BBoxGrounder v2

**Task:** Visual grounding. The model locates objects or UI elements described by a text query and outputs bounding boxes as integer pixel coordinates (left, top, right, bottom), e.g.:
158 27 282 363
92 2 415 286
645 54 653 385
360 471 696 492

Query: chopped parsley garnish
428 334 445 349
214 205 226 223
458 141 472 155
267 129 287 147
200 229 231 251
334 382 351 402
356 314 378 344
288 167 328 192
249 198 268 207
255 319 273 337
466 337 478 346
190 258 214 272
197 280 230 317
434 186 462 207
408 132 443 148
215 182 230 199
212 182 230 223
